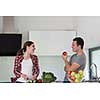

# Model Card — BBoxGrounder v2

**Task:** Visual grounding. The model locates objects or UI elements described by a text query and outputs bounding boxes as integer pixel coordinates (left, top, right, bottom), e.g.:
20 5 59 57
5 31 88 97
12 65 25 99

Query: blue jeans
63 76 70 83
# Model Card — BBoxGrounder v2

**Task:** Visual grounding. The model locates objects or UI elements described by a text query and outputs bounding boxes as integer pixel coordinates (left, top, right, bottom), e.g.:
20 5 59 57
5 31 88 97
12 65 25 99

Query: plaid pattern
13 55 39 80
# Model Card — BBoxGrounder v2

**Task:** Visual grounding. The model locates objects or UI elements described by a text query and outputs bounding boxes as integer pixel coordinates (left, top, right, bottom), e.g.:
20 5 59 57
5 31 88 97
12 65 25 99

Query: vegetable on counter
27 72 57 83
42 72 57 83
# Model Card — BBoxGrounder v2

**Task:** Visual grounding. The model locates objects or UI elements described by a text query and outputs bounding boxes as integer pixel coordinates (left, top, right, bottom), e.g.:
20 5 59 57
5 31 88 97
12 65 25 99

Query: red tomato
37 79 43 83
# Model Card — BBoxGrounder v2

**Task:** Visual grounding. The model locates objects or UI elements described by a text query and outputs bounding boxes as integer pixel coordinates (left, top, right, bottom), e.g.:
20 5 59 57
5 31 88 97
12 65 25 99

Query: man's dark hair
73 37 84 49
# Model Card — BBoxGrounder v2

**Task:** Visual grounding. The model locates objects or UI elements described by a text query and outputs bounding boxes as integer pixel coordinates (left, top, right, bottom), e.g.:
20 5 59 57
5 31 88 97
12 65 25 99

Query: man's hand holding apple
62 51 68 62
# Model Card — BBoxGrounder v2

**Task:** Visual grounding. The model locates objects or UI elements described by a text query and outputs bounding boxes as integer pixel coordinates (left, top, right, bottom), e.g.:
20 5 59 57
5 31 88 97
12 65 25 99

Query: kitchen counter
82 80 100 83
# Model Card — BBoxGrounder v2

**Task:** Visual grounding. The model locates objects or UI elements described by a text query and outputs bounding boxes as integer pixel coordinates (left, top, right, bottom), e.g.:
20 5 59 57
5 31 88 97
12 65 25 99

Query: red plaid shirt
13 54 39 80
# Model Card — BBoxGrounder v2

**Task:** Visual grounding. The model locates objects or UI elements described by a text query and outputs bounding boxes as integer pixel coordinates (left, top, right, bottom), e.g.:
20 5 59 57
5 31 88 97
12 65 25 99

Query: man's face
71 41 80 52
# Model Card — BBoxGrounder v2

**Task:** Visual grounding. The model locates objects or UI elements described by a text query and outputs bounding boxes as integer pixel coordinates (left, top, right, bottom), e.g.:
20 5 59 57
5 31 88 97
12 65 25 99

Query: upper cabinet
29 31 76 56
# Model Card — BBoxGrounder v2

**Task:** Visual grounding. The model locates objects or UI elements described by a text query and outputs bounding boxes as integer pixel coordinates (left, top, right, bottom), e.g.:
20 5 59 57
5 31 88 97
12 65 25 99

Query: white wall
0 57 15 82
0 16 3 32
14 16 74 32
76 16 100 48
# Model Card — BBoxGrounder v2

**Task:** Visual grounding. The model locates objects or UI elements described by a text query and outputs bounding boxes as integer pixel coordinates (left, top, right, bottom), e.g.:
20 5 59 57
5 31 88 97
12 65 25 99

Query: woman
13 41 39 83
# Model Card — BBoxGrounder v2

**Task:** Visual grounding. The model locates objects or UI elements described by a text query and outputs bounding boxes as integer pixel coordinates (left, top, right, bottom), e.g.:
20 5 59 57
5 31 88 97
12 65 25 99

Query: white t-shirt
17 58 33 82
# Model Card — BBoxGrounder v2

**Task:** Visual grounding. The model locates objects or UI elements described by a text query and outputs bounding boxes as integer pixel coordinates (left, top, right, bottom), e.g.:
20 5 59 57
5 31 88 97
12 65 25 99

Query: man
62 37 86 82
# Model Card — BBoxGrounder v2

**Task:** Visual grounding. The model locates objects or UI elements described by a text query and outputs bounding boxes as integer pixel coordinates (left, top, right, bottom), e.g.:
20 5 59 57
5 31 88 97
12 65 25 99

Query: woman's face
27 43 35 55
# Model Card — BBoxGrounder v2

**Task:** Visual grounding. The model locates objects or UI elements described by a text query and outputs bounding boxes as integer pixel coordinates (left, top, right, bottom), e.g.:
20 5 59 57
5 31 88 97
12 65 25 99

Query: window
89 46 100 79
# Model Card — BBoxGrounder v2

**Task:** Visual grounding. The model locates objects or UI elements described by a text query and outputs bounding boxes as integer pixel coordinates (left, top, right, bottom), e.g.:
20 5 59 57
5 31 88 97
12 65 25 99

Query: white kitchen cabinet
29 31 76 56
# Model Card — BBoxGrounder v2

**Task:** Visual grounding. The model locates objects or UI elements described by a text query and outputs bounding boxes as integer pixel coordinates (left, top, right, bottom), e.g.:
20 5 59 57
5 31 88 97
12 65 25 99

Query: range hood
3 16 16 33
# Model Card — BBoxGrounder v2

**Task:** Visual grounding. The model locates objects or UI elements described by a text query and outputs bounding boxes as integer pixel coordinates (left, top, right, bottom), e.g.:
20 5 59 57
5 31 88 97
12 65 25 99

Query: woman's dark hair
73 37 84 49
17 41 34 56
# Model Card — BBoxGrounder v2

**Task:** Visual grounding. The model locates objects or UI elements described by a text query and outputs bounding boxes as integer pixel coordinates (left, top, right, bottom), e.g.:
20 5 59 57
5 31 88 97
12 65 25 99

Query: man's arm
65 62 80 72
62 54 80 72
62 53 71 72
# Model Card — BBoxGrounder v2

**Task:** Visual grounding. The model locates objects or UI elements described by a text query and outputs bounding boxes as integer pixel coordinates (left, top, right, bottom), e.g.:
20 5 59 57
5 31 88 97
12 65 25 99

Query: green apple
80 74 84 78
75 79 80 83
79 75 84 81
71 71 76 77
79 70 83 75
75 73 80 79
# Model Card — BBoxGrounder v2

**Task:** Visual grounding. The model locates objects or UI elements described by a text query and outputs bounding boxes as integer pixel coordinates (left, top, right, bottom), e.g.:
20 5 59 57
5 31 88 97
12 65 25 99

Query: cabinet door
29 31 76 56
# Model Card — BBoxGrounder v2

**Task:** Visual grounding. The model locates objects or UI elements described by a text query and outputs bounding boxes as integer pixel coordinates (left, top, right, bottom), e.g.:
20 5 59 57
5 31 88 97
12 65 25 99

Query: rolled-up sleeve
32 55 39 77
13 56 22 78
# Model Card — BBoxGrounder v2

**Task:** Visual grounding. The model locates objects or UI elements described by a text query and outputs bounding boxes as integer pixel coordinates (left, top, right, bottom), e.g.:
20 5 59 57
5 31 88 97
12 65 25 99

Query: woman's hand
32 74 37 80
21 73 28 80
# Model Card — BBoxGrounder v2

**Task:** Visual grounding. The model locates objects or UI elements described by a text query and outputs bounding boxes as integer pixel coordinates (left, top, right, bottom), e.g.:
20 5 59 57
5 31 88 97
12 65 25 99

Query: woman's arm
32 55 39 79
13 56 22 78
